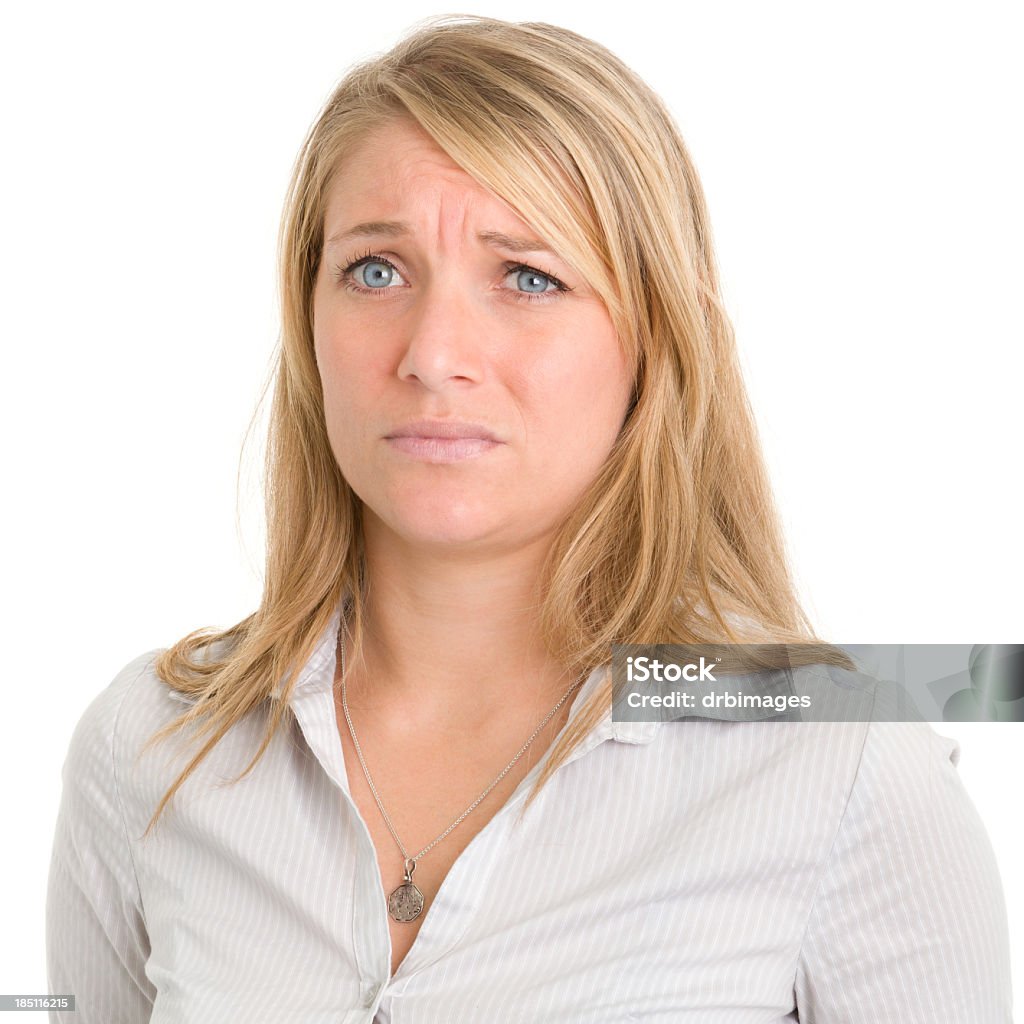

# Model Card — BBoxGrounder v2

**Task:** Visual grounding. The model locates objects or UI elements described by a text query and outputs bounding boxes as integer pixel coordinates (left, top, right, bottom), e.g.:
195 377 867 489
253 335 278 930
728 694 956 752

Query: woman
46 15 1013 1023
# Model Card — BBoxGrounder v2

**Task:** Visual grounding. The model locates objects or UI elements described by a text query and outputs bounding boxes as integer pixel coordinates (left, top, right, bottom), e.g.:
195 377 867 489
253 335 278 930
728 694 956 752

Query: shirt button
363 981 384 1007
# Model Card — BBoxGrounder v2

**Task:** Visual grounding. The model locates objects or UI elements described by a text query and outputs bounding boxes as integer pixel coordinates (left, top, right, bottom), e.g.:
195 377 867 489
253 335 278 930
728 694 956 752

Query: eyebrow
324 220 561 258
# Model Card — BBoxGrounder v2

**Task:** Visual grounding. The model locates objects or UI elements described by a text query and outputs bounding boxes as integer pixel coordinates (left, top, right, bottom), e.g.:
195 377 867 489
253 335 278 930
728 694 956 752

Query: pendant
388 857 425 923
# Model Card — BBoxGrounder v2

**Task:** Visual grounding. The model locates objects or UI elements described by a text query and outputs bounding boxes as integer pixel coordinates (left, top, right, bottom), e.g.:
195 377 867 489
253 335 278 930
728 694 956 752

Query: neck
344 514 579 731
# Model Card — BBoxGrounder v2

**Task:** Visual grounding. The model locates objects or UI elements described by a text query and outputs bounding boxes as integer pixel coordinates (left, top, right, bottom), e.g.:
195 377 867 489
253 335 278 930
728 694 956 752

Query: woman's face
312 118 634 556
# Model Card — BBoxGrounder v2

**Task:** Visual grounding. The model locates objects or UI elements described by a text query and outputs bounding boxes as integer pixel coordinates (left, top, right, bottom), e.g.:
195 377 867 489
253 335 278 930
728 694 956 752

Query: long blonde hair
143 14 848 836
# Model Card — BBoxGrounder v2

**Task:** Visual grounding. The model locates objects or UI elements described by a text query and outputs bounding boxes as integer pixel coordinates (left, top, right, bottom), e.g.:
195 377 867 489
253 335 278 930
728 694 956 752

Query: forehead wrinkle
388 145 495 257
434 182 478 258
325 131 555 259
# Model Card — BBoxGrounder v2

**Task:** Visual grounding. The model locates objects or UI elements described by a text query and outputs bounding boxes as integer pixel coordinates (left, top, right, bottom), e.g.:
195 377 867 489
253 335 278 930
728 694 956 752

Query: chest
335 697 562 977
133 709 854 1022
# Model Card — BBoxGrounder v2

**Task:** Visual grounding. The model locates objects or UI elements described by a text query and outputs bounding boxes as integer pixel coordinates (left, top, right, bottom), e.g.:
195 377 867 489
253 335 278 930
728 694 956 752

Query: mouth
384 435 502 463
385 419 501 442
383 419 505 463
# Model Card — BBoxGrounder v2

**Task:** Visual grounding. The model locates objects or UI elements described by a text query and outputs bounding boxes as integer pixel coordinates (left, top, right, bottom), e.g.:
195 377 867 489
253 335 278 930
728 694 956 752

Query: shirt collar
276 598 660 746
273 599 345 701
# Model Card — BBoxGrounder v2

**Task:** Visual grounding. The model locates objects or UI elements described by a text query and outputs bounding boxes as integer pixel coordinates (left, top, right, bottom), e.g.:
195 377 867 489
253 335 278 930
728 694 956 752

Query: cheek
510 318 630 477
532 321 629 438
313 281 366 376
315 314 386 410
314 333 375 463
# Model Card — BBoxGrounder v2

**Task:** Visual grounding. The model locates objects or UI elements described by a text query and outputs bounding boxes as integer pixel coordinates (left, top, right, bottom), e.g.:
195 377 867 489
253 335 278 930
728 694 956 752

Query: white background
3 0 1021 1007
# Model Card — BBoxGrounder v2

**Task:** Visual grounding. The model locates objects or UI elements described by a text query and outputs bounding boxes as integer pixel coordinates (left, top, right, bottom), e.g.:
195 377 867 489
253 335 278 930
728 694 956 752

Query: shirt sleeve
794 720 1014 1022
46 655 158 1023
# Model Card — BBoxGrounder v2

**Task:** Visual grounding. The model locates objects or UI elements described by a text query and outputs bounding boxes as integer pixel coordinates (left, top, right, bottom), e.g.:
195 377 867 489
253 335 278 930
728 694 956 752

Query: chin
370 498 504 548
391 521 506 553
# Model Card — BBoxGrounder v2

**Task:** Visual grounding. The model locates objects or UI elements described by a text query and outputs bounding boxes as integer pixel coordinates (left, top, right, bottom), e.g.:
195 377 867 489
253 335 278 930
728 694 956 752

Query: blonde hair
142 14 849 837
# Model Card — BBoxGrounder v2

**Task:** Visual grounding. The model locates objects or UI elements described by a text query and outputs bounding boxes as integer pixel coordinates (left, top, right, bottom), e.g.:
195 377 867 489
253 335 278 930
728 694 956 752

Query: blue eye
354 260 400 290
333 253 406 297
503 264 570 303
515 268 551 293
334 251 571 304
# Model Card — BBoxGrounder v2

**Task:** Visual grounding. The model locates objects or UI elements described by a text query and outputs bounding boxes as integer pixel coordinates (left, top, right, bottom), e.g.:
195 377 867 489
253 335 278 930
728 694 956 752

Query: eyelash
332 249 572 304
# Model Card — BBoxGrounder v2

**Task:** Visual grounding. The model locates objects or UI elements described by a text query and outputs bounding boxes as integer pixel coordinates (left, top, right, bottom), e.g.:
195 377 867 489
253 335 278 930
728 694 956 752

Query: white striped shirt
46 602 1014 1022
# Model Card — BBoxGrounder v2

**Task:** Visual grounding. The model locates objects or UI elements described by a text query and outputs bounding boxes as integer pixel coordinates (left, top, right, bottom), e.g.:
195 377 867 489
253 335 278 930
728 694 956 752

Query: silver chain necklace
337 618 586 923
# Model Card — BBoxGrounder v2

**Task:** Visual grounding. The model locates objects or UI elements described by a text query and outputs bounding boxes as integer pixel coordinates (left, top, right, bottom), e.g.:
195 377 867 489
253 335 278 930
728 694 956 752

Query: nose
395 276 485 391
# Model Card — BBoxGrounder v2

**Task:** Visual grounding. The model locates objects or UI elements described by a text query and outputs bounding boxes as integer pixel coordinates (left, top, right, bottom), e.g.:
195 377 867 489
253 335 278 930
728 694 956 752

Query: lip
384 420 504 464
385 419 501 442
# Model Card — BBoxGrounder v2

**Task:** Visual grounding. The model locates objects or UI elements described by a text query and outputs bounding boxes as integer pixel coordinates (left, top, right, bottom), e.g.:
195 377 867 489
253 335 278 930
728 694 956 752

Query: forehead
336 119 476 187
322 118 533 237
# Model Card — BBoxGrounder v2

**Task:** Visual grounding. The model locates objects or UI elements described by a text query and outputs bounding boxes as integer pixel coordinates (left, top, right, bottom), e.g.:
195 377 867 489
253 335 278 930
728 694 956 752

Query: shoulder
847 718 964 827
794 721 1013 1017
648 712 876 831
784 661 966 840
60 645 242 841
61 650 165 781
60 646 223 802
815 715 993 893
54 649 173 870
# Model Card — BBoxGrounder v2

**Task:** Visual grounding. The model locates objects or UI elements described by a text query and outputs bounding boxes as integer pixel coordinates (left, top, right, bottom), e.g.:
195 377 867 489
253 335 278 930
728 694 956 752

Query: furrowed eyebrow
324 221 561 258
475 230 558 257
325 220 410 248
